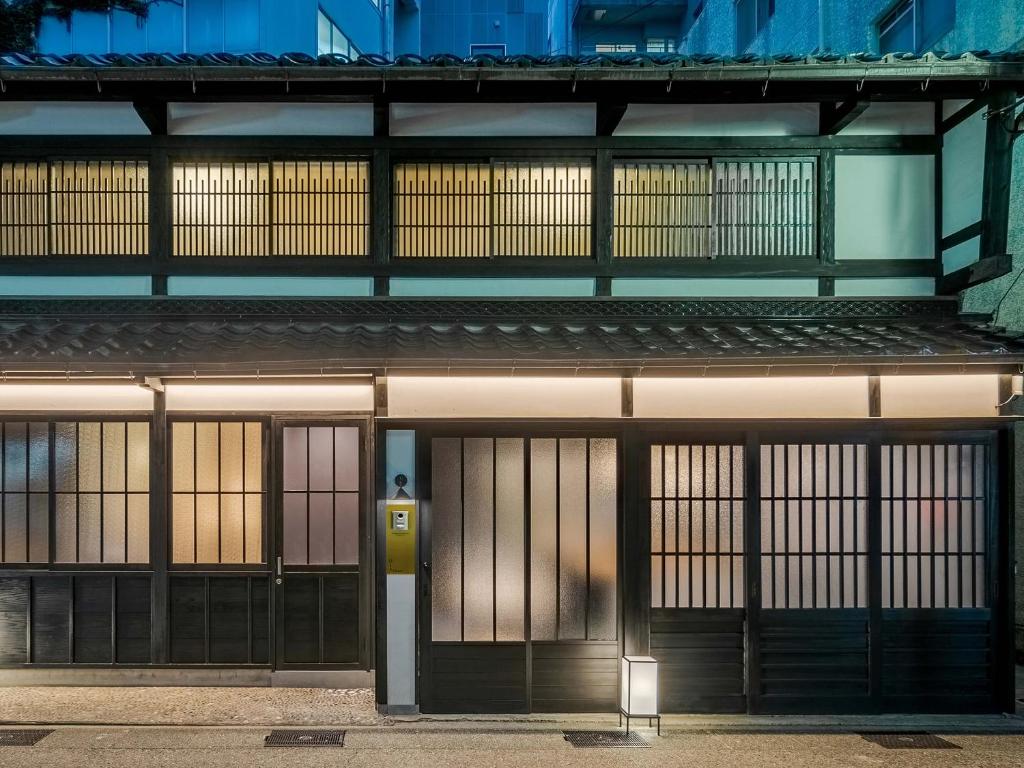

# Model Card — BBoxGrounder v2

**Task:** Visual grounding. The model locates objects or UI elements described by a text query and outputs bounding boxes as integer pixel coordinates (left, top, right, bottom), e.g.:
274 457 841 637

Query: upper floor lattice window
0 160 148 257
613 158 816 259
393 161 592 259
171 160 369 258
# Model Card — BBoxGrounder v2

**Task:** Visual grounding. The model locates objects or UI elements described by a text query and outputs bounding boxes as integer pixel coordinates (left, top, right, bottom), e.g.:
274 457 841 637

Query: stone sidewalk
0 687 386 726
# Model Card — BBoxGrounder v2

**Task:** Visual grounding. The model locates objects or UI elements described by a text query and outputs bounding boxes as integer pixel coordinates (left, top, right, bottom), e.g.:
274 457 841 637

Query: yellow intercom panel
385 501 417 575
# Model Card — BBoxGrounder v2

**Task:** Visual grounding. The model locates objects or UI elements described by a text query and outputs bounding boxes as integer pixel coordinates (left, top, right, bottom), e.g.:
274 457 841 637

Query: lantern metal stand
619 655 660 736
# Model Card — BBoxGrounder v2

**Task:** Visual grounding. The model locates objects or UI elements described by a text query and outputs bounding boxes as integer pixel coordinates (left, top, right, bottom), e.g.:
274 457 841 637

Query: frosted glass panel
463 438 494 642
220 493 245 564
882 442 988 608
307 493 334 564
431 438 463 642
530 439 557 642
2 493 26 562
3 423 27 493
55 423 77 492
172 420 262 564
283 493 307 564
195 423 219 493
334 492 360 565
283 427 308 491
102 494 126 564
334 427 360 491
78 493 101 562
558 439 587 640
308 427 334 492
760 442 866 608
171 422 194 492
495 438 525 642
172 495 195 564
219 422 244 493
588 438 617 640
102 422 126 492
127 422 149 493
281 424 361 566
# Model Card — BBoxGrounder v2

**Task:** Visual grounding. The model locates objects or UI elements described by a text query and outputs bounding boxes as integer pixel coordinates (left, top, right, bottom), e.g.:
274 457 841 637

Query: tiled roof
0 297 1020 377
1 50 1022 81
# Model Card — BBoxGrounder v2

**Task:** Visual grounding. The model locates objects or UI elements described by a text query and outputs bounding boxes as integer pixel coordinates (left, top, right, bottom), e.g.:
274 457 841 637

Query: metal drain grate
264 730 345 747
860 732 960 750
0 730 53 747
563 730 649 748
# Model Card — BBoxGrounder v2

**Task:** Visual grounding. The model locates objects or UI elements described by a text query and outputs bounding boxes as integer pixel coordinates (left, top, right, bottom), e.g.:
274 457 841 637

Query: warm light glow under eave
164 384 374 412
386 377 622 418
632 377 870 419
0 384 153 412
880 375 999 417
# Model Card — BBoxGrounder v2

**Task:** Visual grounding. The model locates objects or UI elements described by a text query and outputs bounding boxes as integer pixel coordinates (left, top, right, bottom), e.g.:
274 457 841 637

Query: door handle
422 561 431 571
276 556 282 577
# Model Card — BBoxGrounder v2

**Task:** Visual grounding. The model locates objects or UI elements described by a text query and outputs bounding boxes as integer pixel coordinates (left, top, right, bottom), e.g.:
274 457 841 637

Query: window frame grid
649 443 746 610
167 415 269 571
759 441 870 610
279 422 363 572
169 156 371 259
0 158 150 259
392 157 595 260
0 415 152 571
611 155 819 261
880 438 991 610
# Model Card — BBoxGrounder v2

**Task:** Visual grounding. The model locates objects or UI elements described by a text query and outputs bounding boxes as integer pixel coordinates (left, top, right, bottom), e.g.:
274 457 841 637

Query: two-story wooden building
0 50 1021 715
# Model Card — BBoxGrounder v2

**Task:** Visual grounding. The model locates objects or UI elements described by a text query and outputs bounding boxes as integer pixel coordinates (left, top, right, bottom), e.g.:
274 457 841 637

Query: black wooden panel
30 575 70 664
531 642 618 713
0 577 29 664
322 574 359 664
282 575 319 664
651 608 746 713
882 608 995 713
424 644 528 714
250 577 270 665
74 575 113 663
168 576 206 664
208 577 251 664
758 609 870 714
115 575 151 664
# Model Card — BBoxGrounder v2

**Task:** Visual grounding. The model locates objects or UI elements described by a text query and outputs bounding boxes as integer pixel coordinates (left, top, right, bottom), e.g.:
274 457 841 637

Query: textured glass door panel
308 427 334 492
307 493 335 565
462 438 495 642
495 438 525 642
281 425 361 566
283 427 308 491
587 438 617 640
334 428 360 491
334 493 360 566
529 439 557 641
558 439 587 640
431 438 463 642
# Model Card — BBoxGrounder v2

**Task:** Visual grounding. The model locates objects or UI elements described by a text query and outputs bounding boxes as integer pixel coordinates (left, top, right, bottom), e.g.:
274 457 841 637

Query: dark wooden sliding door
419 432 619 714
274 420 369 670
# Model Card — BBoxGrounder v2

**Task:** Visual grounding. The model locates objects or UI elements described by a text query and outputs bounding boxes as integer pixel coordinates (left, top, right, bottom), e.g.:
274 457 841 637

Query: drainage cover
0 730 53 747
860 732 960 750
563 730 649 748
264 730 345 747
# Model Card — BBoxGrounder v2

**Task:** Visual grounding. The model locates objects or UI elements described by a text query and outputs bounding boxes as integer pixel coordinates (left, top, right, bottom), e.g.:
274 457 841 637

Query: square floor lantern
619 655 660 735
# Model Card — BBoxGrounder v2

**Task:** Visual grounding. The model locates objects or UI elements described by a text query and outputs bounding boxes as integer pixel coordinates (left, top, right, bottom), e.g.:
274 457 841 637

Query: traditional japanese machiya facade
0 51 1021 715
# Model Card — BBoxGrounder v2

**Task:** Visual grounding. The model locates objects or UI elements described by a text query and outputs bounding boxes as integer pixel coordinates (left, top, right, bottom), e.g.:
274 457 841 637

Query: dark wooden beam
373 98 390 137
596 102 628 137
819 99 869 135
940 220 983 252
940 96 986 134
936 253 1013 294
980 90 1016 261
132 100 167 135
